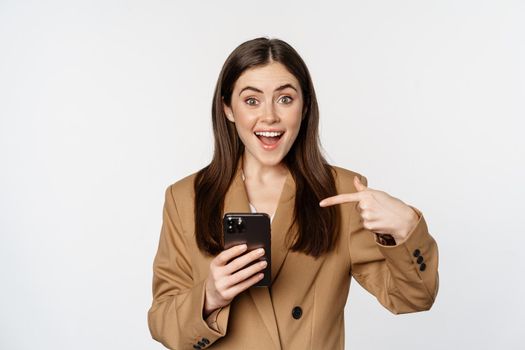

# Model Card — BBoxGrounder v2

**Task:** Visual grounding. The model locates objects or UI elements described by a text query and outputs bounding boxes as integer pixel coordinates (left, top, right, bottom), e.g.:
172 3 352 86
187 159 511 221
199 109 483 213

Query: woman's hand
319 175 419 243
203 244 267 318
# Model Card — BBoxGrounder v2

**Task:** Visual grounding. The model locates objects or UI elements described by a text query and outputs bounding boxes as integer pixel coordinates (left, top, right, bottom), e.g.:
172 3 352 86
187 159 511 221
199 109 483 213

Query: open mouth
254 131 284 147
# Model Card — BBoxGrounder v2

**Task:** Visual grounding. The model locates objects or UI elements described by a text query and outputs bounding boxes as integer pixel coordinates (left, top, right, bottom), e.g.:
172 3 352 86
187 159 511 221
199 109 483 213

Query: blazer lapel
268 168 295 281
222 160 296 350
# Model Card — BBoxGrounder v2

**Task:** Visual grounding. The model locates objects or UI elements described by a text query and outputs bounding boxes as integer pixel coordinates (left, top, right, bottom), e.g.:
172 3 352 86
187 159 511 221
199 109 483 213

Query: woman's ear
222 97 235 122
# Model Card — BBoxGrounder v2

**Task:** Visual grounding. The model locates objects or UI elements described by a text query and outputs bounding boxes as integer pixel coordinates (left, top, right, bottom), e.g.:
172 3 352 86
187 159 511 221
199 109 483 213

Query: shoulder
165 170 200 202
160 170 201 225
328 164 368 192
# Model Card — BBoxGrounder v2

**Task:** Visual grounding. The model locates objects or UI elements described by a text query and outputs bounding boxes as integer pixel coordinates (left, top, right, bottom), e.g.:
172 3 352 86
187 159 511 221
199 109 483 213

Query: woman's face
223 61 304 168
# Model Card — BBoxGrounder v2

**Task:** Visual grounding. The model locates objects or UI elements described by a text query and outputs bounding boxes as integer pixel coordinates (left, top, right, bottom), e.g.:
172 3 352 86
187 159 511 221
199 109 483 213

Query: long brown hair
194 37 340 257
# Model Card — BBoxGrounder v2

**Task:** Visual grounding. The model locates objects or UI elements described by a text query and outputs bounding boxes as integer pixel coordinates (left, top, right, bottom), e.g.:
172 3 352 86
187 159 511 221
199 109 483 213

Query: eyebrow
238 83 298 96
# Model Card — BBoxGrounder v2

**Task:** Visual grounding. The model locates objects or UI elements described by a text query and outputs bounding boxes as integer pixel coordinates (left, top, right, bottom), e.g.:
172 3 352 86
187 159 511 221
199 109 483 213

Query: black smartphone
223 212 271 287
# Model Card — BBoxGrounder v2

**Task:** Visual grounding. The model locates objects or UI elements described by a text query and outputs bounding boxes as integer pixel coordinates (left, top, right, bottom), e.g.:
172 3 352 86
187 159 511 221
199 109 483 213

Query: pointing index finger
319 192 362 207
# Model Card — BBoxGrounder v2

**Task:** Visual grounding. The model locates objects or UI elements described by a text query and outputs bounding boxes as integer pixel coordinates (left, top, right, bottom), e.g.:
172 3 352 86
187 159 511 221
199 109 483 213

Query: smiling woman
147 37 439 350
224 63 303 168
194 39 340 259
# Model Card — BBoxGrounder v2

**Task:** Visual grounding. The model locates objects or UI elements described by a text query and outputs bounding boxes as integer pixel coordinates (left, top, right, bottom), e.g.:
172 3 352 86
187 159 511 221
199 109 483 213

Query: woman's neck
241 152 288 184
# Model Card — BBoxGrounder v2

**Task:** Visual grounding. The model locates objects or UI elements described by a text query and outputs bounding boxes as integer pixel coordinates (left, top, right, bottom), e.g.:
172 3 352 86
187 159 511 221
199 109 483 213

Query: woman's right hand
203 244 267 318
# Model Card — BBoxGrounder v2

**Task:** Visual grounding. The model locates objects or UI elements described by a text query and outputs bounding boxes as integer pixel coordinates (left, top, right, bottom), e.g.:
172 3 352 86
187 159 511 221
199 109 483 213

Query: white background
1 0 524 349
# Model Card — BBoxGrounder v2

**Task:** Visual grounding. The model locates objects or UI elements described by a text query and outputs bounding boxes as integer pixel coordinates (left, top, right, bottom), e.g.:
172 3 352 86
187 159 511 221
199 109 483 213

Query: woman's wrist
203 306 214 319
391 205 420 242
203 283 221 319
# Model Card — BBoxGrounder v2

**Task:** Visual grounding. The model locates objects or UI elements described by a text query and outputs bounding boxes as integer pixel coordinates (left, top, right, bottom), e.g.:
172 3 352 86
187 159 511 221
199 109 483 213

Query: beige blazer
147 162 439 349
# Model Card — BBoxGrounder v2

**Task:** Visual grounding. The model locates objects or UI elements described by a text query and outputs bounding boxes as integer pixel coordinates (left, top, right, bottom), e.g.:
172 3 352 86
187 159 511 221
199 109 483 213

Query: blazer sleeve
349 175 439 314
147 185 231 349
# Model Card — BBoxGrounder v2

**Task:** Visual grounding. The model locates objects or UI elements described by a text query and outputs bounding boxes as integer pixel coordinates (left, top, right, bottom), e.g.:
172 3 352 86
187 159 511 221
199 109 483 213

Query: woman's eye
245 98 258 106
279 96 293 104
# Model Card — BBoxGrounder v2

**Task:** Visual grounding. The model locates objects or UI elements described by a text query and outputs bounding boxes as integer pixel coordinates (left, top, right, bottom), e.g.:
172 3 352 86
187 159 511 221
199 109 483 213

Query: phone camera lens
236 218 244 231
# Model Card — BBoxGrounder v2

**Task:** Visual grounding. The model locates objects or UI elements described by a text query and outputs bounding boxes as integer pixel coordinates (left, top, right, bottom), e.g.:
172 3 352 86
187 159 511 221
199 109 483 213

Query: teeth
255 131 283 137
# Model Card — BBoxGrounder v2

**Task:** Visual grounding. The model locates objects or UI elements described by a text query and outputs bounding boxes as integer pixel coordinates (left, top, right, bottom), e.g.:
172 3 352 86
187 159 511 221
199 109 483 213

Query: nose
261 103 280 123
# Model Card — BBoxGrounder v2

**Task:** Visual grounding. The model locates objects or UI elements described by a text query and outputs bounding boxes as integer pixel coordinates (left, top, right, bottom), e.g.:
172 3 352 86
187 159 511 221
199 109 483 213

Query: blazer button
292 306 303 319
416 256 424 264
413 249 421 257
201 338 210 345
419 262 427 271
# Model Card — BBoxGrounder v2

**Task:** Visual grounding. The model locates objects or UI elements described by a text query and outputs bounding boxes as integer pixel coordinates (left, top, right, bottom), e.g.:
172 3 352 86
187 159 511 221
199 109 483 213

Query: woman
147 37 439 350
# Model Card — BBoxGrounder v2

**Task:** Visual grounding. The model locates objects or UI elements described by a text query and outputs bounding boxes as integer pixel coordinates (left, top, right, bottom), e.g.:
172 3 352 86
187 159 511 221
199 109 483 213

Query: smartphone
223 212 271 287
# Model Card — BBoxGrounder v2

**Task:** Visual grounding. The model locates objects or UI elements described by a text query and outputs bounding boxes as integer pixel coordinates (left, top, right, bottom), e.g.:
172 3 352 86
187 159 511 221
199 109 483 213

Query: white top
242 171 275 223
